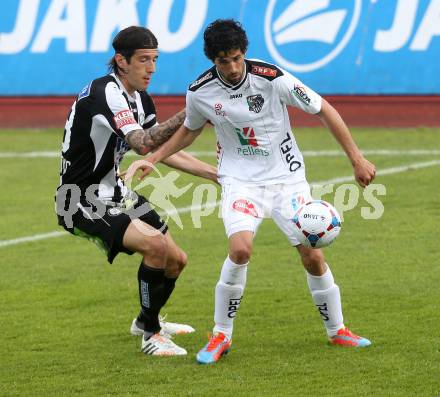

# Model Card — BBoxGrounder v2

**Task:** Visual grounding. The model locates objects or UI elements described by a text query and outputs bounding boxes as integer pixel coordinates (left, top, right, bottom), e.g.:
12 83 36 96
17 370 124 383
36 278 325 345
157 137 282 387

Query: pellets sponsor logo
235 126 270 157
236 126 258 147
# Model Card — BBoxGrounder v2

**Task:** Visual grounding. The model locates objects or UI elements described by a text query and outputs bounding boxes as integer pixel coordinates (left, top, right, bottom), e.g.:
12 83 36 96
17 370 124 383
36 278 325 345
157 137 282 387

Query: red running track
0 95 439 129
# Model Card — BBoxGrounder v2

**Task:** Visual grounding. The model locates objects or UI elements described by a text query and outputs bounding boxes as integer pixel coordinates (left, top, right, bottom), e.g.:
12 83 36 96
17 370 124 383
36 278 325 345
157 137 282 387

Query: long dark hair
108 26 158 74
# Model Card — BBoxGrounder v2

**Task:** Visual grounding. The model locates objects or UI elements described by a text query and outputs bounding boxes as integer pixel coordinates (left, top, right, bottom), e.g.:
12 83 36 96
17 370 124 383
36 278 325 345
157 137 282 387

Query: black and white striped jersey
57 73 156 204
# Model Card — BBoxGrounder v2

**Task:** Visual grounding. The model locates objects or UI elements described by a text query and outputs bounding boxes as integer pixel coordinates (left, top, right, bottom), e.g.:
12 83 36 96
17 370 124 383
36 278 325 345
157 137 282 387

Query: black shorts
57 194 168 263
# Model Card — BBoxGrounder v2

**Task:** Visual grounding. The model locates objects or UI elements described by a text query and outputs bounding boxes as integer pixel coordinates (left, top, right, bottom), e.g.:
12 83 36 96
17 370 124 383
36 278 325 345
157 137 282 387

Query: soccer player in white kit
126 19 376 364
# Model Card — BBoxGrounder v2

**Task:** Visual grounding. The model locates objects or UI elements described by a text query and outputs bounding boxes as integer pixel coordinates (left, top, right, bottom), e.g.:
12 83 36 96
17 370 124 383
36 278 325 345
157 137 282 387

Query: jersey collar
215 61 250 91
111 73 137 102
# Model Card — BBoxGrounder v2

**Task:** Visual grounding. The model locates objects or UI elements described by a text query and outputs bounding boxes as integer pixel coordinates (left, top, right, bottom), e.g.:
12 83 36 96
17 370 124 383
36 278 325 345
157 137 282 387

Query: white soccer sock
307 265 344 337
213 256 248 340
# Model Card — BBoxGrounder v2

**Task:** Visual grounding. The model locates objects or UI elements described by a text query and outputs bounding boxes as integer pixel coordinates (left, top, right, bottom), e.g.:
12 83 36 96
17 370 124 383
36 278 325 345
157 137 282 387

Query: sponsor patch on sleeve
114 110 136 129
292 84 311 105
189 71 213 89
251 65 278 77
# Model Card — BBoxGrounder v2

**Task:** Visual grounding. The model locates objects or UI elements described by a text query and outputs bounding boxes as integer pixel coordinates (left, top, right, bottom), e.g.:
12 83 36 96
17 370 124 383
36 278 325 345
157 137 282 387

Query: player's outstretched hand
124 159 155 183
353 157 376 187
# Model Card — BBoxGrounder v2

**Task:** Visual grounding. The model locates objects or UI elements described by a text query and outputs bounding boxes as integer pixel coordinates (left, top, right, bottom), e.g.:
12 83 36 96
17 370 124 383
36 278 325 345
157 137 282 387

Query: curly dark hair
203 19 249 61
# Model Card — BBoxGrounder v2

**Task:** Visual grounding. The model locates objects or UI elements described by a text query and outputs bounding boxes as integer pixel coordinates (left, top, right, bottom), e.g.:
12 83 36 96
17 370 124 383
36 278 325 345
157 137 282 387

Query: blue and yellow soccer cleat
329 327 371 347
196 332 232 364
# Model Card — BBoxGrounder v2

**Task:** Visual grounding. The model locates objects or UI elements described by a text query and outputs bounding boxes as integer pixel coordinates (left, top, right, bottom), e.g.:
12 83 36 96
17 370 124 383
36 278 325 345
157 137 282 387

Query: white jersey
184 59 322 185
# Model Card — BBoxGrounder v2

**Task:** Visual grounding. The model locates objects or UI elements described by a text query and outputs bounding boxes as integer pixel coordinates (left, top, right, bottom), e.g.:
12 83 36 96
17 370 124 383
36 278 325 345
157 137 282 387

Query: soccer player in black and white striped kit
56 26 217 356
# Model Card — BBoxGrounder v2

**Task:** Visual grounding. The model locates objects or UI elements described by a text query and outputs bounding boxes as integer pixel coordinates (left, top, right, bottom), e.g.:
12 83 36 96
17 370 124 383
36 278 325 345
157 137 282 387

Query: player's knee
229 245 252 264
165 248 187 277
141 234 168 265
300 248 326 274
175 249 188 272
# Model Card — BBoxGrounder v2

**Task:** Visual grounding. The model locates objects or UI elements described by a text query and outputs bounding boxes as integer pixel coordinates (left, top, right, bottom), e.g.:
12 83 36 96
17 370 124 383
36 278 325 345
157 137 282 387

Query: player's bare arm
125 109 186 155
318 99 376 187
124 125 203 182
162 151 218 183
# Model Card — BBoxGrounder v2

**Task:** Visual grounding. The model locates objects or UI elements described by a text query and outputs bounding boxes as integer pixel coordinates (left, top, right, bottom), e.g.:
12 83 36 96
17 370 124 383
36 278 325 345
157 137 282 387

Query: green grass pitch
0 127 439 396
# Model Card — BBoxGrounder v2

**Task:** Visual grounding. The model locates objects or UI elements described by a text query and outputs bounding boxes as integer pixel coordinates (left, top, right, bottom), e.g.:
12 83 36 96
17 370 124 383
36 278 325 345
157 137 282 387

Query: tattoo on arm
125 109 186 155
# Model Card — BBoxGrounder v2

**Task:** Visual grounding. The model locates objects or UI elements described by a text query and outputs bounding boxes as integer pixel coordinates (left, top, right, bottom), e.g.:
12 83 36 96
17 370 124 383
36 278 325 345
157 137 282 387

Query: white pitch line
305 149 440 157
0 231 67 248
0 149 439 159
0 151 59 158
0 150 217 158
1 159 439 249
311 159 440 187
0 202 223 249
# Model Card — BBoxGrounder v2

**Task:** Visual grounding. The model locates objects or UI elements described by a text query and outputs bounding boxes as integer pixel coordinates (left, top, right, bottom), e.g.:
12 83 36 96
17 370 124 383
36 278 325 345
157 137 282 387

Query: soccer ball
292 200 341 248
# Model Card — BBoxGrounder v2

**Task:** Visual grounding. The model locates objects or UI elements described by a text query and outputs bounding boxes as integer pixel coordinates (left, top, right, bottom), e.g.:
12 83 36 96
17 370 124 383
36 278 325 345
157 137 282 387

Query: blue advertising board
1 0 439 95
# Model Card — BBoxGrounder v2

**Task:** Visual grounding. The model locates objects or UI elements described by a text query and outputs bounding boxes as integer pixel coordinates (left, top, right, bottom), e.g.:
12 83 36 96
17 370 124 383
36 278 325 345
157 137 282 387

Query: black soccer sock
136 262 166 334
161 276 177 308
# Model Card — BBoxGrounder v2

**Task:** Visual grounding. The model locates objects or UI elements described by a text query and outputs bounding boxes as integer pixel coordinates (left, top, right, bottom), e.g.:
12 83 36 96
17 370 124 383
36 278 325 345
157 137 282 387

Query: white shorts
221 181 313 246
